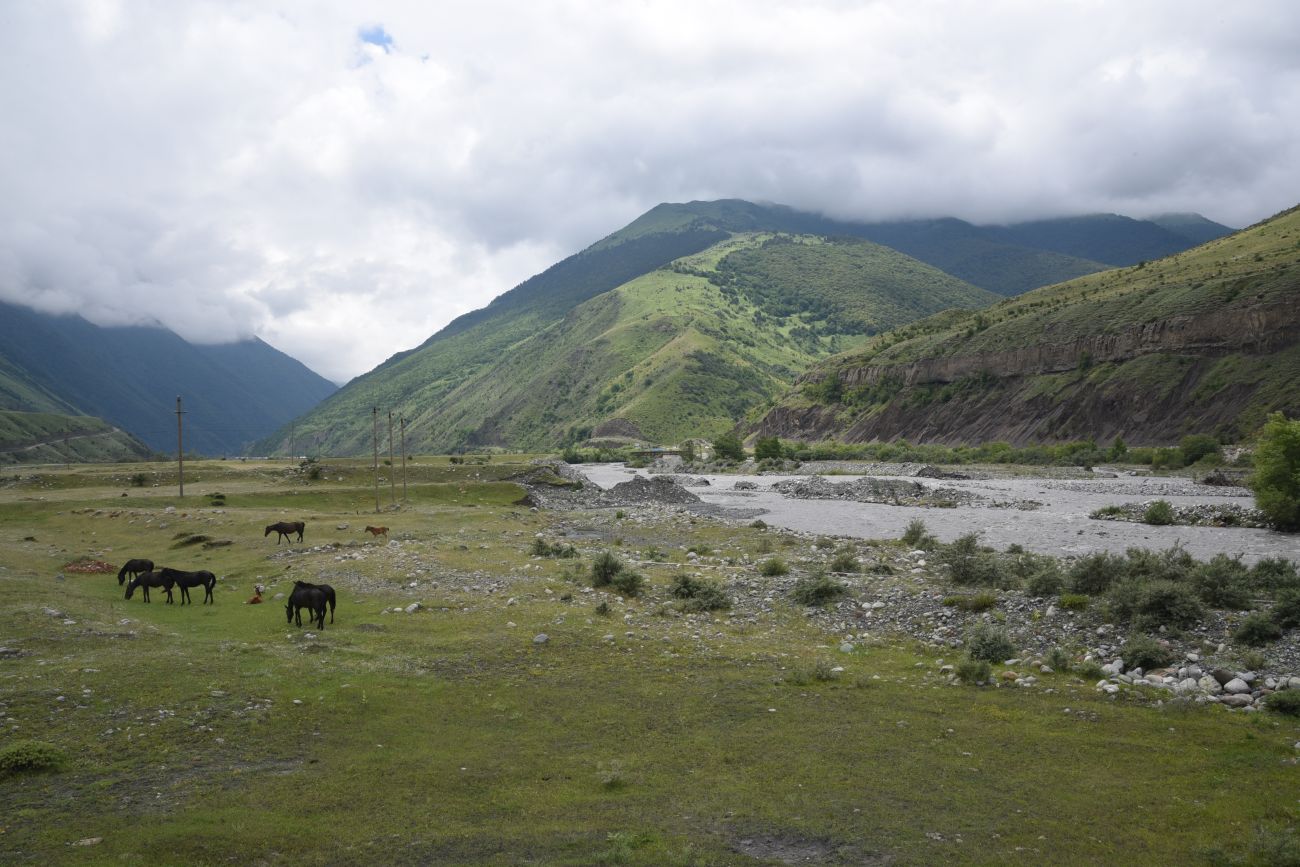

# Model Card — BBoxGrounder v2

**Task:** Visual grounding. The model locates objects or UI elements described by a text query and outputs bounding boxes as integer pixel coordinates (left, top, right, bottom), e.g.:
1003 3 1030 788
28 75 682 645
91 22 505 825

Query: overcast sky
2 1 1298 383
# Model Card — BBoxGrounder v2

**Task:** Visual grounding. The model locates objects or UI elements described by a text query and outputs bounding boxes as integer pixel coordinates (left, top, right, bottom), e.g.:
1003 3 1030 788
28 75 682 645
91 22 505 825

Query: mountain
0 410 152 465
0 302 337 455
262 199 1230 455
750 205 1300 446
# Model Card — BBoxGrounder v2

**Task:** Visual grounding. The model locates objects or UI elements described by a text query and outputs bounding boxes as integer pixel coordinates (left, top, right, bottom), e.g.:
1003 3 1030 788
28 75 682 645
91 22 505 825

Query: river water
577 463 1300 563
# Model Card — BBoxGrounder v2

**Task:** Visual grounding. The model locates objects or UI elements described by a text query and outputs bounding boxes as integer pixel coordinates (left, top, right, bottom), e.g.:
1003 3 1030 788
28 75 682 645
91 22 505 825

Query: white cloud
1 0 1297 382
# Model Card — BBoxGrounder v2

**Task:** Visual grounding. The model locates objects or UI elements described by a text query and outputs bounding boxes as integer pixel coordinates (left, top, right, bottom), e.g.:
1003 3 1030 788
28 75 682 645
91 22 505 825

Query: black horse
162 567 217 605
117 558 154 586
125 571 175 604
292 580 336 623
265 521 305 544
286 584 326 630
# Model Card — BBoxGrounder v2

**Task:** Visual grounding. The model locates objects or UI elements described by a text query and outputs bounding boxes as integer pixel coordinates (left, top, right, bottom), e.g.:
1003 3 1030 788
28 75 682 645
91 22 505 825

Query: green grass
0 457 1296 865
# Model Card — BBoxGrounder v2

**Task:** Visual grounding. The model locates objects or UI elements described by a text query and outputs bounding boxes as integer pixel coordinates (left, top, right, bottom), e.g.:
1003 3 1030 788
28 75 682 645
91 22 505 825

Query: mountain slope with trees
751 205 1300 446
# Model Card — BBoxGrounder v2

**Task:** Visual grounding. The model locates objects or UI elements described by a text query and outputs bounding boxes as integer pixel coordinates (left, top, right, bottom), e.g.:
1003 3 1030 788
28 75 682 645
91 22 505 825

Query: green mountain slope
0 411 152 465
267 232 997 454
752 205 1300 446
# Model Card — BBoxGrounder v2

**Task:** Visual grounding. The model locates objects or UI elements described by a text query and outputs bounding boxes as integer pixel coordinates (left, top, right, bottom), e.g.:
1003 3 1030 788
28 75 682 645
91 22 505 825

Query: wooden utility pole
372 407 380 513
387 411 396 505
175 395 186 497
400 416 408 501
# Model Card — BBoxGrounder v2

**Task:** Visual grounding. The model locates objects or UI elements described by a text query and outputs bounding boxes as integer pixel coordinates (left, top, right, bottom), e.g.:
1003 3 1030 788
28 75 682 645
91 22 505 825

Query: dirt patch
61 558 114 573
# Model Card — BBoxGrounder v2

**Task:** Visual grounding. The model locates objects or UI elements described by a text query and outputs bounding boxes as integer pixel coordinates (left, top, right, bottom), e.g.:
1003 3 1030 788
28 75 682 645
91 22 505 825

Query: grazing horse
125 571 175 604
265 521 305 545
364 526 388 539
162 567 217 605
286 584 326 630
293 580 336 624
117 558 154 586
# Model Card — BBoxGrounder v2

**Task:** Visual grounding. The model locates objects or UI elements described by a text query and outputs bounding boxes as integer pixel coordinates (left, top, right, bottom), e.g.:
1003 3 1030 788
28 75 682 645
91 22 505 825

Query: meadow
0 457 1296 865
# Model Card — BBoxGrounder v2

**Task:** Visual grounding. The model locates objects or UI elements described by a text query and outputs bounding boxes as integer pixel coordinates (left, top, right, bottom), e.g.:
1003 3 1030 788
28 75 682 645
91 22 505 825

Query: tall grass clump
943 533 1002 587
791 571 847 606
758 557 789 577
1121 633 1175 670
1142 499 1176 525
965 623 1015 663
610 570 645 598
829 551 859 573
670 573 730 612
901 518 937 549
590 551 624 587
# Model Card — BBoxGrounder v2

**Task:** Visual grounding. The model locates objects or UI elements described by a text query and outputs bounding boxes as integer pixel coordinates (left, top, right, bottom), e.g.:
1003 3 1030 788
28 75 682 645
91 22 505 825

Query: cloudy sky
3 1 1298 383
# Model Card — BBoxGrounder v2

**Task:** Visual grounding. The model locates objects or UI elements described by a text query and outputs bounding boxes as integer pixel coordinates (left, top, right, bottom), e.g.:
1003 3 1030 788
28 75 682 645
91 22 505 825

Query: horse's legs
142 585 150 603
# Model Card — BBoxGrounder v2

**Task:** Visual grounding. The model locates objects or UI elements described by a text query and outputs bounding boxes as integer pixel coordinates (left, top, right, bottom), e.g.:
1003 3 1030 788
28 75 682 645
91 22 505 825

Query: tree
754 436 784 461
712 432 746 462
679 440 696 463
1250 413 1300 531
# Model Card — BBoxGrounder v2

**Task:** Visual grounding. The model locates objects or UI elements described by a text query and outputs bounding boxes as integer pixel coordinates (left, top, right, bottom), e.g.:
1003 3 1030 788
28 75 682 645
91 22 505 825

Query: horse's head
285 599 294 622
124 580 135 600
264 525 273 537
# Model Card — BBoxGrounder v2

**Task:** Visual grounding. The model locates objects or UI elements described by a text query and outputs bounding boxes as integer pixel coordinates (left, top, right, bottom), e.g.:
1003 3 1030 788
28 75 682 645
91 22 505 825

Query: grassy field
1 458 1297 865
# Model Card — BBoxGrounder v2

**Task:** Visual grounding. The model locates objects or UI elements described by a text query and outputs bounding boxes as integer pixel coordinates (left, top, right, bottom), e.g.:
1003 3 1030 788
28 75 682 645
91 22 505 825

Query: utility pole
175 395 186 497
289 420 295 459
387 410 396 505
400 416 408 501
372 407 380 514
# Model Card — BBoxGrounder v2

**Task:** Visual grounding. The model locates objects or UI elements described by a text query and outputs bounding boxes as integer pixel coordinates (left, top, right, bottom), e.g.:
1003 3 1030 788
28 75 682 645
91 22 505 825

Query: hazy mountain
0 302 337 455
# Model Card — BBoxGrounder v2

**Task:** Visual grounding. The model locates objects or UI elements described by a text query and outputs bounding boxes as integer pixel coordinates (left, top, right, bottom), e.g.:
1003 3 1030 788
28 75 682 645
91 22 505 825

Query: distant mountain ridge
0 301 337 455
261 199 1227 455
750 205 1299 446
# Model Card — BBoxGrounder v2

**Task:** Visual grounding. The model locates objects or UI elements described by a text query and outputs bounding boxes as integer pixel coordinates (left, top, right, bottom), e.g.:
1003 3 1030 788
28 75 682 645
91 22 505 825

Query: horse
293 580 336 624
364 526 388 539
286 584 326 630
125 571 175 604
265 521 305 545
162 567 217 605
117 558 154 586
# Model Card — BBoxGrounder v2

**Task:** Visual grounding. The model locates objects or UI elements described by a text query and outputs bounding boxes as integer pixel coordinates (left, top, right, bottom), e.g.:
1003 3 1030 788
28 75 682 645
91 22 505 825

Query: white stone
533 633 549 645
404 603 420 614
1223 678 1251 694
1198 675 1222 694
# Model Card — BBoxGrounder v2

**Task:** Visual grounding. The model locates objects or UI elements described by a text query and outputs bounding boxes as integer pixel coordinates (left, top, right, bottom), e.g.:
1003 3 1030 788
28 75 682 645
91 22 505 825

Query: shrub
1122 633 1175 670
829 551 859 573
1179 434 1221 466
1251 557 1300 592
955 657 992 685
1046 647 1072 671
965 623 1015 663
594 600 611 616
791 571 847 606
1125 545 1197 584
813 536 836 549
1272 588 1300 629
1058 593 1090 610
943 592 998 612
1234 612 1283 647
943 533 1001 587
1143 500 1176 525
670 573 729 612
1250 412 1300 530
531 538 577 558
1192 553 1253 609
0 740 65 776
901 518 937 549
610 570 645 597
758 557 789 577
1263 689 1300 717
1011 553 1063 596
1068 551 1128 594
1108 578 1204 630
749 519 768 530
590 551 624 587
1074 660 1106 680
753 436 784 461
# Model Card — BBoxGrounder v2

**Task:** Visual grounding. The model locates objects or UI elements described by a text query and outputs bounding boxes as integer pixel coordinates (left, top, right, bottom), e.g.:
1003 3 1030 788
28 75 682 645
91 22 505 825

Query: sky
2 1 1298 384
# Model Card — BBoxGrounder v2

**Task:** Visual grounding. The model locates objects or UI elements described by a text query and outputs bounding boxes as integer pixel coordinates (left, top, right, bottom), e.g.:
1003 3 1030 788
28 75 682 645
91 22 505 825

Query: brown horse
265 521 305 544
364 526 389 538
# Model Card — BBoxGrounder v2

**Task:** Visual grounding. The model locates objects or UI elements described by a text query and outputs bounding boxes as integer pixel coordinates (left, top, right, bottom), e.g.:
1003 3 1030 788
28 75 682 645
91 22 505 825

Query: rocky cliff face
754 301 1300 446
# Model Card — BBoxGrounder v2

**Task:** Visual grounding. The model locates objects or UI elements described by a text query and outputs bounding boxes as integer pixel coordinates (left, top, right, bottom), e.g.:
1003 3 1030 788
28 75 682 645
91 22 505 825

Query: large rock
1223 678 1252 694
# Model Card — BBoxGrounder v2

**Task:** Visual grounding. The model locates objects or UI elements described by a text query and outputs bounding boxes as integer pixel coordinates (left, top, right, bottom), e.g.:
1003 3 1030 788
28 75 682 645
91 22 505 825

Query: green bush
590 551 624 587
1122 633 1175 670
531 538 578 558
955 657 992 685
1074 660 1106 680
965 623 1015 663
1124 546 1196 584
753 436 784 461
1046 647 1072 671
0 740 65 776
791 571 847 606
1272 588 1300 629
712 432 746 462
1263 689 1300 717
1058 593 1090 611
610 570 645 597
1192 553 1253 609
1250 412 1300 530
1068 551 1128 594
1234 612 1283 647
1012 553 1063 596
901 518 937 549
943 592 998 612
829 551 859 573
669 573 730 612
1179 434 1221 466
1108 578 1204 630
943 533 1001 586
1250 557 1300 592
758 557 789 577
1143 500 1176 525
